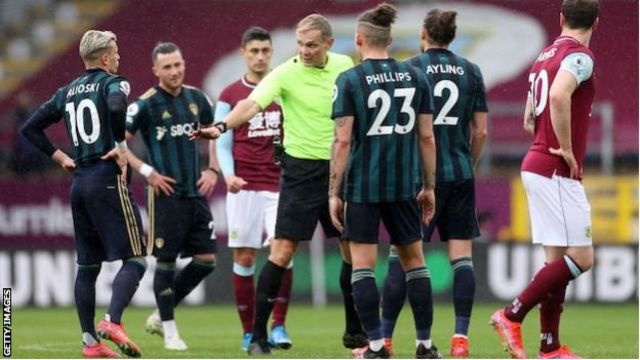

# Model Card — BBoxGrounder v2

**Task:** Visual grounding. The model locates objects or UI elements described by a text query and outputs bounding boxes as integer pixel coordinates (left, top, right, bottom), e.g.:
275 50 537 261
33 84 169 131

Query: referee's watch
214 121 227 133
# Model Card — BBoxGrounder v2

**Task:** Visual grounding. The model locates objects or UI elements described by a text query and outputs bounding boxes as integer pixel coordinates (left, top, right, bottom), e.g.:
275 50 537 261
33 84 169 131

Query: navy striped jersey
332 58 433 203
39 68 130 167
406 49 488 182
126 85 214 198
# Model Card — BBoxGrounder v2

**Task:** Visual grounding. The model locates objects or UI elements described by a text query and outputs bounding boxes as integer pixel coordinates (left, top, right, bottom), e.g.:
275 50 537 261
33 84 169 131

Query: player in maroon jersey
215 27 293 352
490 1 599 359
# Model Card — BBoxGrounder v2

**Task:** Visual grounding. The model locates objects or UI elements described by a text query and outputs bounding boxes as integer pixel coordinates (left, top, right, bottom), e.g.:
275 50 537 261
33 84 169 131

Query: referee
195 14 365 355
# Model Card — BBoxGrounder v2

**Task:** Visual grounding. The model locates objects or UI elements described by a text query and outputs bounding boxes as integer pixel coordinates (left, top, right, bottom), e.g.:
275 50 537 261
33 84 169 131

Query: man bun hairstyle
241 26 272 47
152 42 180 63
357 2 397 48
423 8 457 46
561 0 599 30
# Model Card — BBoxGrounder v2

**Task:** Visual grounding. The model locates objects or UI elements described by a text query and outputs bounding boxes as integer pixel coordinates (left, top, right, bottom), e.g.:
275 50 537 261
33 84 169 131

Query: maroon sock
272 268 292 328
232 273 255 333
505 256 579 323
540 285 566 353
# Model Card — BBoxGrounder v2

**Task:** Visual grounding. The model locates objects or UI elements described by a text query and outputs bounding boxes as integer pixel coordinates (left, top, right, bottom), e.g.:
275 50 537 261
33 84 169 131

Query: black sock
452 257 475 335
173 258 216 305
406 267 433 341
351 268 382 340
75 264 101 341
382 255 406 339
107 258 146 324
154 260 176 321
253 260 285 341
340 261 363 334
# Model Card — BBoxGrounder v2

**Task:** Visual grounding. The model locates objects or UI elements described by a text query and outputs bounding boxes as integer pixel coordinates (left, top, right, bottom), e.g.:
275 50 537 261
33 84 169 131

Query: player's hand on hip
417 187 435 224
329 195 345 234
102 147 128 178
197 169 218 197
549 147 579 179
51 149 76 173
226 175 248 193
148 171 176 196
189 126 221 141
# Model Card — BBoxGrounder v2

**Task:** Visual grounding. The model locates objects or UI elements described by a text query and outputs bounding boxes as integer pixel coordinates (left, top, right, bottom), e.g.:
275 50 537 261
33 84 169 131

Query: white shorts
521 171 592 247
226 190 279 249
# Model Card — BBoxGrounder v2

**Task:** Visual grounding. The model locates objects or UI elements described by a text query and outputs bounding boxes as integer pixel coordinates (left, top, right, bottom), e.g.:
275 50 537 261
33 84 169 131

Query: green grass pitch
10 303 638 358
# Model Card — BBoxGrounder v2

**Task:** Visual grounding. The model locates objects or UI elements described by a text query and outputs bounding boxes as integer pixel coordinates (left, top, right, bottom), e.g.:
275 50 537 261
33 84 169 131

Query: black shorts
275 154 340 241
424 179 480 242
343 200 422 245
71 161 145 265
148 191 217 258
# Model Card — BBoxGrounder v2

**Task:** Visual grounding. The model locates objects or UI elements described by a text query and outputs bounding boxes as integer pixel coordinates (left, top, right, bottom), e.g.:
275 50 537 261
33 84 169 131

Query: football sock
173 258 216 305
405 267 433 341
162 319 178 339
381 251 406 339
253 260 285 340
232 262 256 334
108 258 146 324
540 284 566 353
154 260 177 321
351 268 382 341
272 266 293 328
506 255 582 323
75 263 101 342
451 257 475 336
340 261 364 335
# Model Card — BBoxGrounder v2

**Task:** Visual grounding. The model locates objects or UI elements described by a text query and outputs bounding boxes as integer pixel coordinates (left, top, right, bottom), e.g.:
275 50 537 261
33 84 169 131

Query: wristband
214 121 228 133
115 140 128 150
208 167 221 176
139 163 154 178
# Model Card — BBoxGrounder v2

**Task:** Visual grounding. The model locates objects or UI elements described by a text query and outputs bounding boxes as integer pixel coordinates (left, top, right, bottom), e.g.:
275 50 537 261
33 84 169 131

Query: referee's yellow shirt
250 52 354 160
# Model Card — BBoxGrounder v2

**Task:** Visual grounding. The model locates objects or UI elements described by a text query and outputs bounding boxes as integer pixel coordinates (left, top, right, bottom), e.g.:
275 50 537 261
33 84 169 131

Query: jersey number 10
65 99 101 146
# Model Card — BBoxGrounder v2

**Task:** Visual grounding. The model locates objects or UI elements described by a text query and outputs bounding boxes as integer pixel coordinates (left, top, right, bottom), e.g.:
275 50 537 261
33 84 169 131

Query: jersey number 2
433 80 459 126
366 88 416 136
65 99 101 146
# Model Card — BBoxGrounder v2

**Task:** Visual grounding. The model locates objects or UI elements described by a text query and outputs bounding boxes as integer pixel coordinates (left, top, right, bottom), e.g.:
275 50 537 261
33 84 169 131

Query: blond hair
79 30 117 61
297 14 332 39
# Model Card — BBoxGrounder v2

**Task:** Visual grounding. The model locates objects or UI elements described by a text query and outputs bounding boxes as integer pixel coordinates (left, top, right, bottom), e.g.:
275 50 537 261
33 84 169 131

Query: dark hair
241 26 271 47
423 8 457 46
357 2 397 28
152 42 180 63
357 2 397 48
561 0 599 29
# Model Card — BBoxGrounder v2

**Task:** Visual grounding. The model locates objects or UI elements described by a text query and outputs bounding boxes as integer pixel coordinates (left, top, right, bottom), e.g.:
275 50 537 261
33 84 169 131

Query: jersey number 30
528 70 549 117
65 99 101 146
366 88 416 136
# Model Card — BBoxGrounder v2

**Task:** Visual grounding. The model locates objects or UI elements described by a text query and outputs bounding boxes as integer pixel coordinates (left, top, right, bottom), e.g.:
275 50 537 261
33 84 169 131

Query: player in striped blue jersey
21 30 146 358
381 9 488 358
125 42 219 351
329 3 439 359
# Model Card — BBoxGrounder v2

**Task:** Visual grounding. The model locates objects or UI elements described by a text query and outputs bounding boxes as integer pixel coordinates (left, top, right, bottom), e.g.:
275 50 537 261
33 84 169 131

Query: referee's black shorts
275 154 340 241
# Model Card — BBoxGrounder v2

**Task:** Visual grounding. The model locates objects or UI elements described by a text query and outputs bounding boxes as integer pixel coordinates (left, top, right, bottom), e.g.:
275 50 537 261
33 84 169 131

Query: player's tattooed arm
523 93 535 136
329 117 352 196
329 116 353 233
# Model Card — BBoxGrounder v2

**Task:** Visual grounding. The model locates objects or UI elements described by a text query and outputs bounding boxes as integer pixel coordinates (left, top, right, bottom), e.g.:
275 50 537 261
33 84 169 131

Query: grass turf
10 303 638 358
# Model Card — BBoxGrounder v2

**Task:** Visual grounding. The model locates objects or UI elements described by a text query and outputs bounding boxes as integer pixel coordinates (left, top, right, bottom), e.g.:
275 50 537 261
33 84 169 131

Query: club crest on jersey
585 226 592 239
189 103 198 116
155 237 165 249
162 111 171 120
